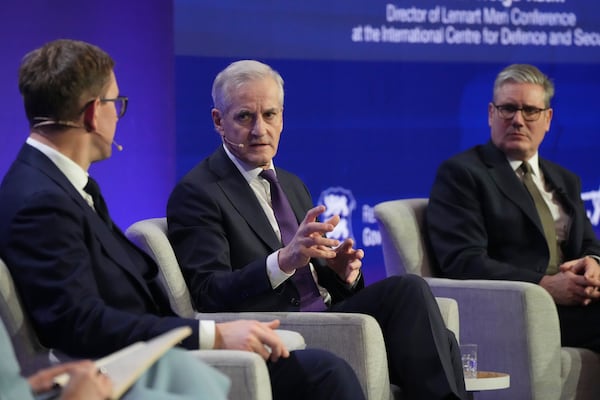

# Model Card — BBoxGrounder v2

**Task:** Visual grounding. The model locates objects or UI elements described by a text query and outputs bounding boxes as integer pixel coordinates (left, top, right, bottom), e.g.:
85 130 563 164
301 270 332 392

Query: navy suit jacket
426 141 600 283
167 146 363 312
0 144 198 358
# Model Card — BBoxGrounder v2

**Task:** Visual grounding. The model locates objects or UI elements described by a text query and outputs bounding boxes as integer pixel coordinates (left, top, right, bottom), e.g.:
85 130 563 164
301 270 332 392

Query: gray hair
211 60 284 112
493 64 555 107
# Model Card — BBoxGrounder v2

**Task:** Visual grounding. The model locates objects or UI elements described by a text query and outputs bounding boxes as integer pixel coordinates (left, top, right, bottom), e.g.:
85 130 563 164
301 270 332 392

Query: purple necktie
260 169 326 311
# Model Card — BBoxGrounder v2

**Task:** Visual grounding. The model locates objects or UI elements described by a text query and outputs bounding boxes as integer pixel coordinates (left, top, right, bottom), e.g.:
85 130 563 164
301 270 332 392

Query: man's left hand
326 238 364 284
560 256 600 305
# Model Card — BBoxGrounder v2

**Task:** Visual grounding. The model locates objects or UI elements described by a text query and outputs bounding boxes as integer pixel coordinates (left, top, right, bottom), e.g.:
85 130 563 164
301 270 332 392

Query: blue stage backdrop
0 1 175 229
174 0 600 284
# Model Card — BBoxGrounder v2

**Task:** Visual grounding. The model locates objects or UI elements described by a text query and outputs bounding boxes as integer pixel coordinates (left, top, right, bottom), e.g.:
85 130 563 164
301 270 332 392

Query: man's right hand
278 205 340 273
214 319 290 362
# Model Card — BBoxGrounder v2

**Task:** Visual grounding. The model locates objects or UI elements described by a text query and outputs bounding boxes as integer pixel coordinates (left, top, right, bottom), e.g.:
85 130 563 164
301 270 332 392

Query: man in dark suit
426 63 600 352
167 59 467 400
0 39 367 400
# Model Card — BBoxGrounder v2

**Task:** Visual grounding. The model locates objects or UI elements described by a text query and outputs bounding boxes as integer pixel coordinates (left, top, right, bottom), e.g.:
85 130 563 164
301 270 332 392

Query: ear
82 99 99 132
544 107 553 132
211 108 225 136
487 102 494 127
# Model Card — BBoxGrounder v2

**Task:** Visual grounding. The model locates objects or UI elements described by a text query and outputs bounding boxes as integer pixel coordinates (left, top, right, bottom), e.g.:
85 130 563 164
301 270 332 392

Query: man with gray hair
168 59 468 400
427 64 600 351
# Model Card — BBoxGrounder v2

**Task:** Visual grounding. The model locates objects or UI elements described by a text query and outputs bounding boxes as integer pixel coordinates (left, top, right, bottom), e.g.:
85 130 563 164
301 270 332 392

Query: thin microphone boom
222 136 244 148
31 118 124 151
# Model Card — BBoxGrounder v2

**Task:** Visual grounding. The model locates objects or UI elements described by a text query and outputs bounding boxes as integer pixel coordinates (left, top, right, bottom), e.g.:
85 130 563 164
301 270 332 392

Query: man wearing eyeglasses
0 39 367 400
426 63 600 352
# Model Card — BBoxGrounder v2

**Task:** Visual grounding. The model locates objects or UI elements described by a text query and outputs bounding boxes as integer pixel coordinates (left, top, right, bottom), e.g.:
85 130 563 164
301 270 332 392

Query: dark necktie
84 176 113 230
520 162 558 274
259 169 326 311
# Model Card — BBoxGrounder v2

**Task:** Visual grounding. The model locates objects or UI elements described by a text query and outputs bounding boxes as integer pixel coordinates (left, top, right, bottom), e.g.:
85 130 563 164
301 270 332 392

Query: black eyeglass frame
79 96 129 119
100 96 128 119
492 103 549 122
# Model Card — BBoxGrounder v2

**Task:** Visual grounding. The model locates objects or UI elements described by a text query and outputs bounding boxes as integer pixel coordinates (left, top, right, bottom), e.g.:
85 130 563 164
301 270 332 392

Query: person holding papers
0 319 229 400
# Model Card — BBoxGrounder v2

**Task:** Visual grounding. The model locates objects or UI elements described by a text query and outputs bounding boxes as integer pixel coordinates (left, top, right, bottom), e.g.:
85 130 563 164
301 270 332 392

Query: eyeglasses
79 96 128 119
492 103 548 122
100 96 128 119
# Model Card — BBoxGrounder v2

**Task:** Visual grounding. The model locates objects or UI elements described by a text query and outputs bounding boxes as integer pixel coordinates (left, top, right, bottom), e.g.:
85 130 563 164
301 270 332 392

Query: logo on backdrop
582 187 600 227
317 187 356 241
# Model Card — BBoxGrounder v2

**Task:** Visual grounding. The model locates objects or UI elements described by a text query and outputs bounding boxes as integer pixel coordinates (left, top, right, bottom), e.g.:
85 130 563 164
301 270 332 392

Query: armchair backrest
374 198 432 277
125 218 196 318
0 256 47 369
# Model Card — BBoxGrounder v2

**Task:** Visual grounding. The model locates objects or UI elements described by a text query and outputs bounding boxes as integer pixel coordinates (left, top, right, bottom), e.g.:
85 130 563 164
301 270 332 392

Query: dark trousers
330 275 467 400
558 301 600 352
268 348 366 400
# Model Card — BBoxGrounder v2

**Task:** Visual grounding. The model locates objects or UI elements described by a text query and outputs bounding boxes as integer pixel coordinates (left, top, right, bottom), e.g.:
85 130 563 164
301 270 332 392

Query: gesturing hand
326 237 364 284
278 205 340 273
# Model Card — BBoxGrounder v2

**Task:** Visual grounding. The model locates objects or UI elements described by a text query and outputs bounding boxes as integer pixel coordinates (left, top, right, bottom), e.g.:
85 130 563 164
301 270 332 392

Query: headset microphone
31 118 124 151
222 135 244 148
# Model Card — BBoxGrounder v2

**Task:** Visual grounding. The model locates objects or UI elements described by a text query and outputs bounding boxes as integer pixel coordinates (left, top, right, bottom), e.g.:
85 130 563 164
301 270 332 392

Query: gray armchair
125 217 394 400
0 257 47 374
0 255 273 400
374 198 600 400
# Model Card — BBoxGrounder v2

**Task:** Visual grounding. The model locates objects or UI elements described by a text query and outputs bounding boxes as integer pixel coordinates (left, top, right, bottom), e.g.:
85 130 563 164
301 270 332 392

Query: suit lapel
19 145 156 300
209 148 282 251
480 142 545 234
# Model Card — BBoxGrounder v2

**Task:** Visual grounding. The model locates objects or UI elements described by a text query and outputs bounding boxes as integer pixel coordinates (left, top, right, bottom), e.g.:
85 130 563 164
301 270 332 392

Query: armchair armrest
426 277 562 400
197 312 391 400
435 297 460 340
191 350 271 400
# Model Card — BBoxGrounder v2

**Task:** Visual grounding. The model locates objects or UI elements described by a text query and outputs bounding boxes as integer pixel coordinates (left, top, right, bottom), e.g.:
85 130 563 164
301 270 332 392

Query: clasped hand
542 256 600 306
278 205 364 284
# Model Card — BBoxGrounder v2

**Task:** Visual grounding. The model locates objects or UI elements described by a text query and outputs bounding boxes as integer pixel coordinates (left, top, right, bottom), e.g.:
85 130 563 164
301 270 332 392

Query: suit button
291 298 300 306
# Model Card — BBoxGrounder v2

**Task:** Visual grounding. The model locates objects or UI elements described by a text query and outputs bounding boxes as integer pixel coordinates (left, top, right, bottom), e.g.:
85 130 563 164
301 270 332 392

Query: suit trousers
267 348 366 400
557 301 600 352
330 275 466 400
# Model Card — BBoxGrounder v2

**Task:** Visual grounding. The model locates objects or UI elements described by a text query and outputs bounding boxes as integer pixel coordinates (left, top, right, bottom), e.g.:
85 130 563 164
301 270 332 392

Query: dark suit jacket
0 144 198 358
167 146 364 312
426 141 600 283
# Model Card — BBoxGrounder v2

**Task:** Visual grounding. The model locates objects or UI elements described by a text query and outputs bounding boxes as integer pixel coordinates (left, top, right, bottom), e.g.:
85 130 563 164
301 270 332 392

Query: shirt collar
222 143 275 182
26 136 89 192
508 153 541 177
